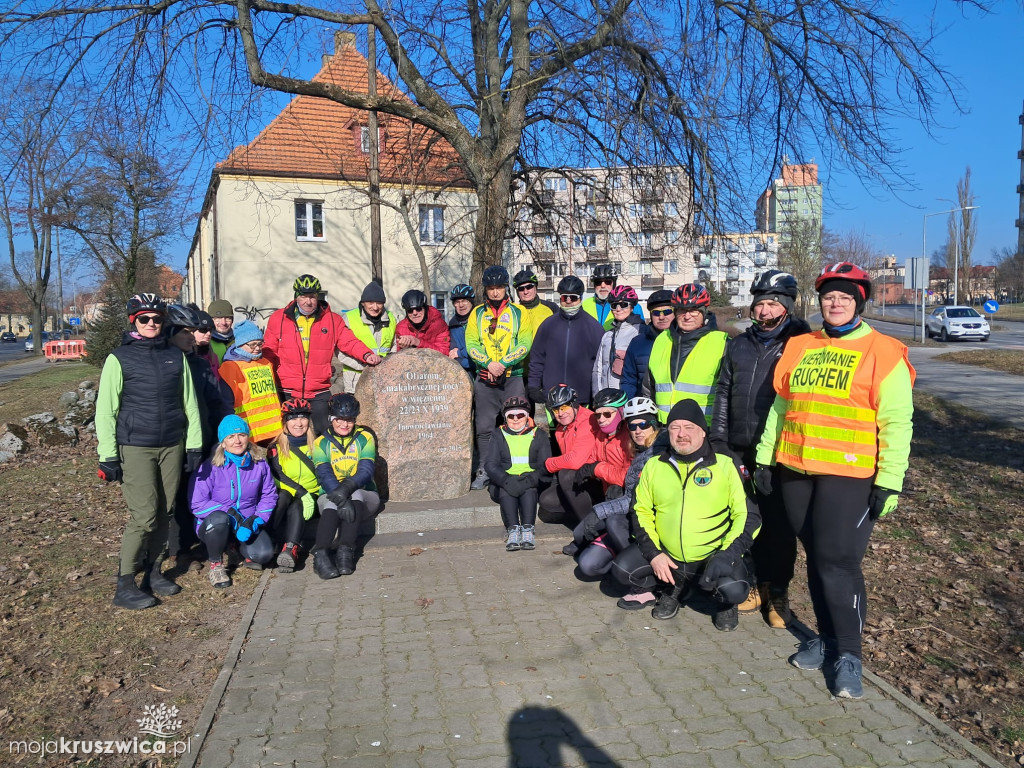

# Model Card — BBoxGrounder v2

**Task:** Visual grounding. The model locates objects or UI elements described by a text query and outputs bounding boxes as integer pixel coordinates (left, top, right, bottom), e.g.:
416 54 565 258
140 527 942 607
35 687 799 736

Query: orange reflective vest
219 358 283 444
773 330 914 478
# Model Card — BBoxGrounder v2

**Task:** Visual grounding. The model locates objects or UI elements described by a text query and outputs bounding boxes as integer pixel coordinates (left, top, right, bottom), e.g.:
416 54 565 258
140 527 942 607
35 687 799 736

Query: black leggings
745 462 797 589
780 466 874 659
489 485 538 528
574 514 630 577
272 489 307 545
610 545 749 606
315 490 380 550
538 469 603 523
196 510 275 564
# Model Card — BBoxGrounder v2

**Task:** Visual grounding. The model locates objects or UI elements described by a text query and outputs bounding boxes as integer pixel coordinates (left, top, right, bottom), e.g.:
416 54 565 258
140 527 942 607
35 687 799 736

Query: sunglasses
594 279 614 286
628 420 657 431
516 284 536 291
650 308 673 318
136 315 164 326
505 411 529 420
610 301 632 310
560 294 581 303
595 410 619 420
551 404 575 415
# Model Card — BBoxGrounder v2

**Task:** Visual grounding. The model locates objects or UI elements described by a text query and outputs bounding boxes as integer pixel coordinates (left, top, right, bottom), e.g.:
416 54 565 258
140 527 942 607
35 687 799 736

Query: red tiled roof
218 42 469 189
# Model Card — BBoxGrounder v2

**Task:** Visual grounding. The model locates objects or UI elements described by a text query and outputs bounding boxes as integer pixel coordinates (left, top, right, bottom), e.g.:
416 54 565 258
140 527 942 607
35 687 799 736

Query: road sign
983 300 999 314
903 258 929 291
69 317 81 326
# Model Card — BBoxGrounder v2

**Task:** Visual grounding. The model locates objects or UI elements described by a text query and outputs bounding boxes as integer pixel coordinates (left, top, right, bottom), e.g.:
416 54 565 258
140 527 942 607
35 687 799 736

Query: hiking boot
831 653 864 699
470 470 489 490
561 541 579 557
519 525 536 550
737 582 763 613
313 549 340 580
505 526 522 552
713 604 739 632
616 590 657 610
788 636 836 671
651 590 681 620
208 561 231 589
112 574 159 610
277 543 299 573
141 560 182 596
764 587 792 629
334 546 355 576
243 557 263 571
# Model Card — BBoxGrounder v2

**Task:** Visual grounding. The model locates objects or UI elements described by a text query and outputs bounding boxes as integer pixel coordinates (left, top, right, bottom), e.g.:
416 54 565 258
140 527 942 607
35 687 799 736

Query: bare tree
1 0 959 285
993 245 1024 303
777 218 823 318
945 167 978 304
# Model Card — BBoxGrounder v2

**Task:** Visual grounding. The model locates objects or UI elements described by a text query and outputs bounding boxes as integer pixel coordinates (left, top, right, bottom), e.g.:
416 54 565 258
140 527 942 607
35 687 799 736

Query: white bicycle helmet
623 397 658 420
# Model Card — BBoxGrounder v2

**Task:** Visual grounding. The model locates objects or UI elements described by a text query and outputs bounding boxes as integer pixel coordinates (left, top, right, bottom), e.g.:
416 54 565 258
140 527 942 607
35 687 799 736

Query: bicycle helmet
482 265 510 288
293 274 322 296
671 283 711 310
623 397 659 420
545 384 578 410
815 262 872 301
592 388 629 411
751 270 798 299
556 275 585 296
609 285 639 304
126 293 166 322
513 268 539 288
592 263 617 285
166 304 200 333
401 289 428 311
450 283 476 301
501 395 532 417
327 393 360 421
281 398 313 421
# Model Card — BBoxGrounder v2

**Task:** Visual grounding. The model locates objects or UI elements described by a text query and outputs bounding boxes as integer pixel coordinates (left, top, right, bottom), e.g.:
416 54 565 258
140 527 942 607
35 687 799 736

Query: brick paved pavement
194 532 988 768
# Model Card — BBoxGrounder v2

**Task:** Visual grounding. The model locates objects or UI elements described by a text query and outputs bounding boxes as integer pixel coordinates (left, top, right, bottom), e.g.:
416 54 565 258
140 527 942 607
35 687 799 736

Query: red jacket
545 406 600 474
263 301 372 396
396 306 451 355
593 423 632 487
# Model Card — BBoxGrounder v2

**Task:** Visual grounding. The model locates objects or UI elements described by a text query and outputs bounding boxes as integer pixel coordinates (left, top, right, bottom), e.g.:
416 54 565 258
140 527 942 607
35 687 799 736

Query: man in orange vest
218 320 283 445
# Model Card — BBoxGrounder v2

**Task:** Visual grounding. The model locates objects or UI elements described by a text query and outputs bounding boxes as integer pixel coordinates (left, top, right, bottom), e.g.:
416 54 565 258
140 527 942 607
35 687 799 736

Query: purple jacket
190 454 277 531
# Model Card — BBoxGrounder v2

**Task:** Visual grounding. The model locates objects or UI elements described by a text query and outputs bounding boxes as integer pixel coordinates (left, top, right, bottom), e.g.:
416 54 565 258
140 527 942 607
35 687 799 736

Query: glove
528 387 545 404
520 472 539 490
575 462 597 485
327 478 358 505
581 511 603 541
502 477 526 497
183 449 204 474
699 551 737 588
752 465 773 496
868 486 898 520
604 485 624 500
301 493 316 521
224 507 245 530
97 460 122 483
338 499 358 524
236 515 263 543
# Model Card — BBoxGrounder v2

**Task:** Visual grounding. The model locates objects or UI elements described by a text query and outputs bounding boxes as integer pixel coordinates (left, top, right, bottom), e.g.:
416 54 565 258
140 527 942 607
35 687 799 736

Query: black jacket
527 309 606 404
484 426 552 492
185 351 234 450
710 317 811 461
111 333 189 448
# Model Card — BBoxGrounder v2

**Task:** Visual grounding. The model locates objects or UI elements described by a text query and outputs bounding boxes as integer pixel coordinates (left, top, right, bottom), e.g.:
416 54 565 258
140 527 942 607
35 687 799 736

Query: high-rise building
755 162 823 235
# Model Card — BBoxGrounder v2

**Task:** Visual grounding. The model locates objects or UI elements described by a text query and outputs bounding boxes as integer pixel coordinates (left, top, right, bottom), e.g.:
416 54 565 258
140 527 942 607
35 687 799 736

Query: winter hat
646 289 673 311
231 320 263 348
218 414 250 442
751 292 795 316
207 299 233 319
818 278 865 314
360 282 387 304
666 399 708 434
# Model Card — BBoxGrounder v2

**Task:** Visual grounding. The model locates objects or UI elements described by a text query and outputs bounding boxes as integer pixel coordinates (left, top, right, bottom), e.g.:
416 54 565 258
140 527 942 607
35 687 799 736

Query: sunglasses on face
595 279 614 286
650 308 673 318
136 315 164 326
628 420 657 431
516 284 536 291
552 404 574 415
560 294 581 303
505 411 529 421
595 410 618 420
610 301 632 310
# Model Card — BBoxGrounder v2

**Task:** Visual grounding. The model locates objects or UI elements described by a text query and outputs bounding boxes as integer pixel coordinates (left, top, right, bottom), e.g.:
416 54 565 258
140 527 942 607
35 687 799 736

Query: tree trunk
470 164 515 291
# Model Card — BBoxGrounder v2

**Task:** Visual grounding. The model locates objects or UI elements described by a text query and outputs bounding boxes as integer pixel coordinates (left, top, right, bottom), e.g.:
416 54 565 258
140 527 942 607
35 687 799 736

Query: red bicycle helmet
281 398 313 420
671 283 711 310
815 262 872 301
609 285 639 304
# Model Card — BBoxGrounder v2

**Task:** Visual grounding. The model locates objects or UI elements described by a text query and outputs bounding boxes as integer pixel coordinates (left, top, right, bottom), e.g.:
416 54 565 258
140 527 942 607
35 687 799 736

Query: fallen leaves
408 547 425 557
414 598 433 608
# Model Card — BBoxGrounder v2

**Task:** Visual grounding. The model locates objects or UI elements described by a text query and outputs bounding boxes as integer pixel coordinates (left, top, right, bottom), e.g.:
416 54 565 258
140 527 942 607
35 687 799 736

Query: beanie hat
231 320 263 348
666 399 708 434
818 278 866 314
218 414 250 442
207 299 233 319
751 292 796 316
646 289 673 310
360 282 387 304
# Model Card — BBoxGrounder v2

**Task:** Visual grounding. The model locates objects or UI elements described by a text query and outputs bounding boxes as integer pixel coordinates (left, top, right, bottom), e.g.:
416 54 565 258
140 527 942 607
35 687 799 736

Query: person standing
592 285 644 392
582 264 644 330
96 293 204 610
513 267 558 332
339 282 396 394
207 299 235 362
396 289 451 354
755 262 914 699
465 266 533 490
643 283 728 425
619 289 674 399
262 274 377 436
219 320 283 445
447 284 476 372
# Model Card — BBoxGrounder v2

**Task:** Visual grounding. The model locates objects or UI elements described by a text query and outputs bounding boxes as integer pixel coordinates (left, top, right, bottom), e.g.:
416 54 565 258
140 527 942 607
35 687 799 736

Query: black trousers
610 545 749 606
538 469 603 523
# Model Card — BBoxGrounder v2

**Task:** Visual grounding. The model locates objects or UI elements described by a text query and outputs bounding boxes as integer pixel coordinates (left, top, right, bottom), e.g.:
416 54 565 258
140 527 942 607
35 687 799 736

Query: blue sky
824 1 1024 265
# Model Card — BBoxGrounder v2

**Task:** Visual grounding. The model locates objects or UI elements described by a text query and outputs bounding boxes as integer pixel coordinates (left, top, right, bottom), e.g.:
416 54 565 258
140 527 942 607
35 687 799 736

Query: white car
926 306 990 342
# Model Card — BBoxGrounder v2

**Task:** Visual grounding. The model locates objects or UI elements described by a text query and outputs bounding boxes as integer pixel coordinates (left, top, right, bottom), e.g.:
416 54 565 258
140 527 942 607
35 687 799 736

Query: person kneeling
485 396 551 552
191 416 277 588
310 394 380 579
267 398 322 572
611 399 760 631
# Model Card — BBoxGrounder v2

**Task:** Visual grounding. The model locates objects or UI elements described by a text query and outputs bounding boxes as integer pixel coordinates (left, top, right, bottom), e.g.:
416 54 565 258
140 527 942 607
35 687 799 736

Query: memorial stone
353 348 472 502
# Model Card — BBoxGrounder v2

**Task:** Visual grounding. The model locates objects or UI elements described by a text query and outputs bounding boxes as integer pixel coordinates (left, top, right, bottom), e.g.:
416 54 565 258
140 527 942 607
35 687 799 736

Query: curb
176 567 273 768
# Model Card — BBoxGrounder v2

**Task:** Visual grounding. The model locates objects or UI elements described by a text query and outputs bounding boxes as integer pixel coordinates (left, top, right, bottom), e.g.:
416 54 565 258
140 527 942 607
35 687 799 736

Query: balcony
753 255 768 267
639 189 664 204
726 283 740 296
531 221 553 236
639 216 665 232
726 267 739 280
640 246 665 261
579 246 608 260
537 275 555 291
582 217 607 233
534 249 557 262
641 275 665 290
695 255 711 268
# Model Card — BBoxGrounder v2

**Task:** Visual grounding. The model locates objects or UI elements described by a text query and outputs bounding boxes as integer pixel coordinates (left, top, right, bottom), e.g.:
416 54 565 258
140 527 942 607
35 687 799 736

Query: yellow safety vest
343 309 397 362
648 331 728 424
501 429 535 476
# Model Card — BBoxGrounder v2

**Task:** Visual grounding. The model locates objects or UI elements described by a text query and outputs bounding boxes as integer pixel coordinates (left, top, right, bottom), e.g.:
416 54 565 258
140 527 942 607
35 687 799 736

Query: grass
0 361 92 424
933 349 1024 376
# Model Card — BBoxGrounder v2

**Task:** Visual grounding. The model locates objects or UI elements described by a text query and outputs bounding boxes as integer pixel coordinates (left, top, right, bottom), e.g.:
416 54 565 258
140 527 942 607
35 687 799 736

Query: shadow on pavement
507 706 622 767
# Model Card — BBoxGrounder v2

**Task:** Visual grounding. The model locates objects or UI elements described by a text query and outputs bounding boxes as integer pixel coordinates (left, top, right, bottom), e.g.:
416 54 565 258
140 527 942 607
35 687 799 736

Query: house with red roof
183 33 476 321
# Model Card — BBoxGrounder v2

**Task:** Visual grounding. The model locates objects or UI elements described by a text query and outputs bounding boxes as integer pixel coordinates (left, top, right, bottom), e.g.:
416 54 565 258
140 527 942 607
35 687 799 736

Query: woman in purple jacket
191 415 277 588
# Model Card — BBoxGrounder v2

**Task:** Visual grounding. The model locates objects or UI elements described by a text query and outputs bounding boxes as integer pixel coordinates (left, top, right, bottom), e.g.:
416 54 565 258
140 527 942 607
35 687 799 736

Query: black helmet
482 265 510 288
592 388 629 411
327 393 360 421
513 268 539 288
450 283 476 300
401 289 428 312
592 263 617 285
293 274 322 296
545 384 578 410
556 275 585 296
751 270 798 299
166 304 200 333
501 395 532 417
126 293 165 321
195 310 215 333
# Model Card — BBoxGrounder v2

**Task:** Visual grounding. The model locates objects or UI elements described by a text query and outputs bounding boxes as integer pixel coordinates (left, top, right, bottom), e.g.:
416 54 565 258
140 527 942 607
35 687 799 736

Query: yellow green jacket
465 300 532 377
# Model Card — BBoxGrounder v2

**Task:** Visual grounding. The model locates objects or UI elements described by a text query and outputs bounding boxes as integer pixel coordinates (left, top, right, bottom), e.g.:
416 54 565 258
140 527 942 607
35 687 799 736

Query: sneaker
470 470 489 490
616 591 657 610
738 582 765 613
764 588 792 629
651 591 681 620
713 604 739 632
519 525 536 550
561 541 579 557
788 636 835 671
243 557 263 571
208 562 231 589
505 526 522 552
277 543 299 573
831 654 864 699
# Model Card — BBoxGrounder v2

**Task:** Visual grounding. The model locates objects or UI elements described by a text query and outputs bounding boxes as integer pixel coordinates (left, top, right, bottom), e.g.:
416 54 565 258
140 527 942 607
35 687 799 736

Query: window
609 174 623 189
543 177 568 191
295 201 325 241
609 204 624 220
419 206 445 244
543 262 567 277
574 232 597 248
666 230 681 245
628 204 643 219
608 232 623 249
544 234 562 250
664 202 678 218
631 261 652 275
664 259 678 274
626 231 643 247
432 292 447 314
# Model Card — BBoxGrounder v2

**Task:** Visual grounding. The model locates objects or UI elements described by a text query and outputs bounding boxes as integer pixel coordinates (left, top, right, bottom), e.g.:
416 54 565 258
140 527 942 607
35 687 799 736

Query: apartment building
755 162 823 235
695 233 780 305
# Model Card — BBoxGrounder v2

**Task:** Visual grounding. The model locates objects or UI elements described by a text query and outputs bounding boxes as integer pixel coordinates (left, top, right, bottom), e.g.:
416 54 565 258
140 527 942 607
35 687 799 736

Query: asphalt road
865 305 1024 351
